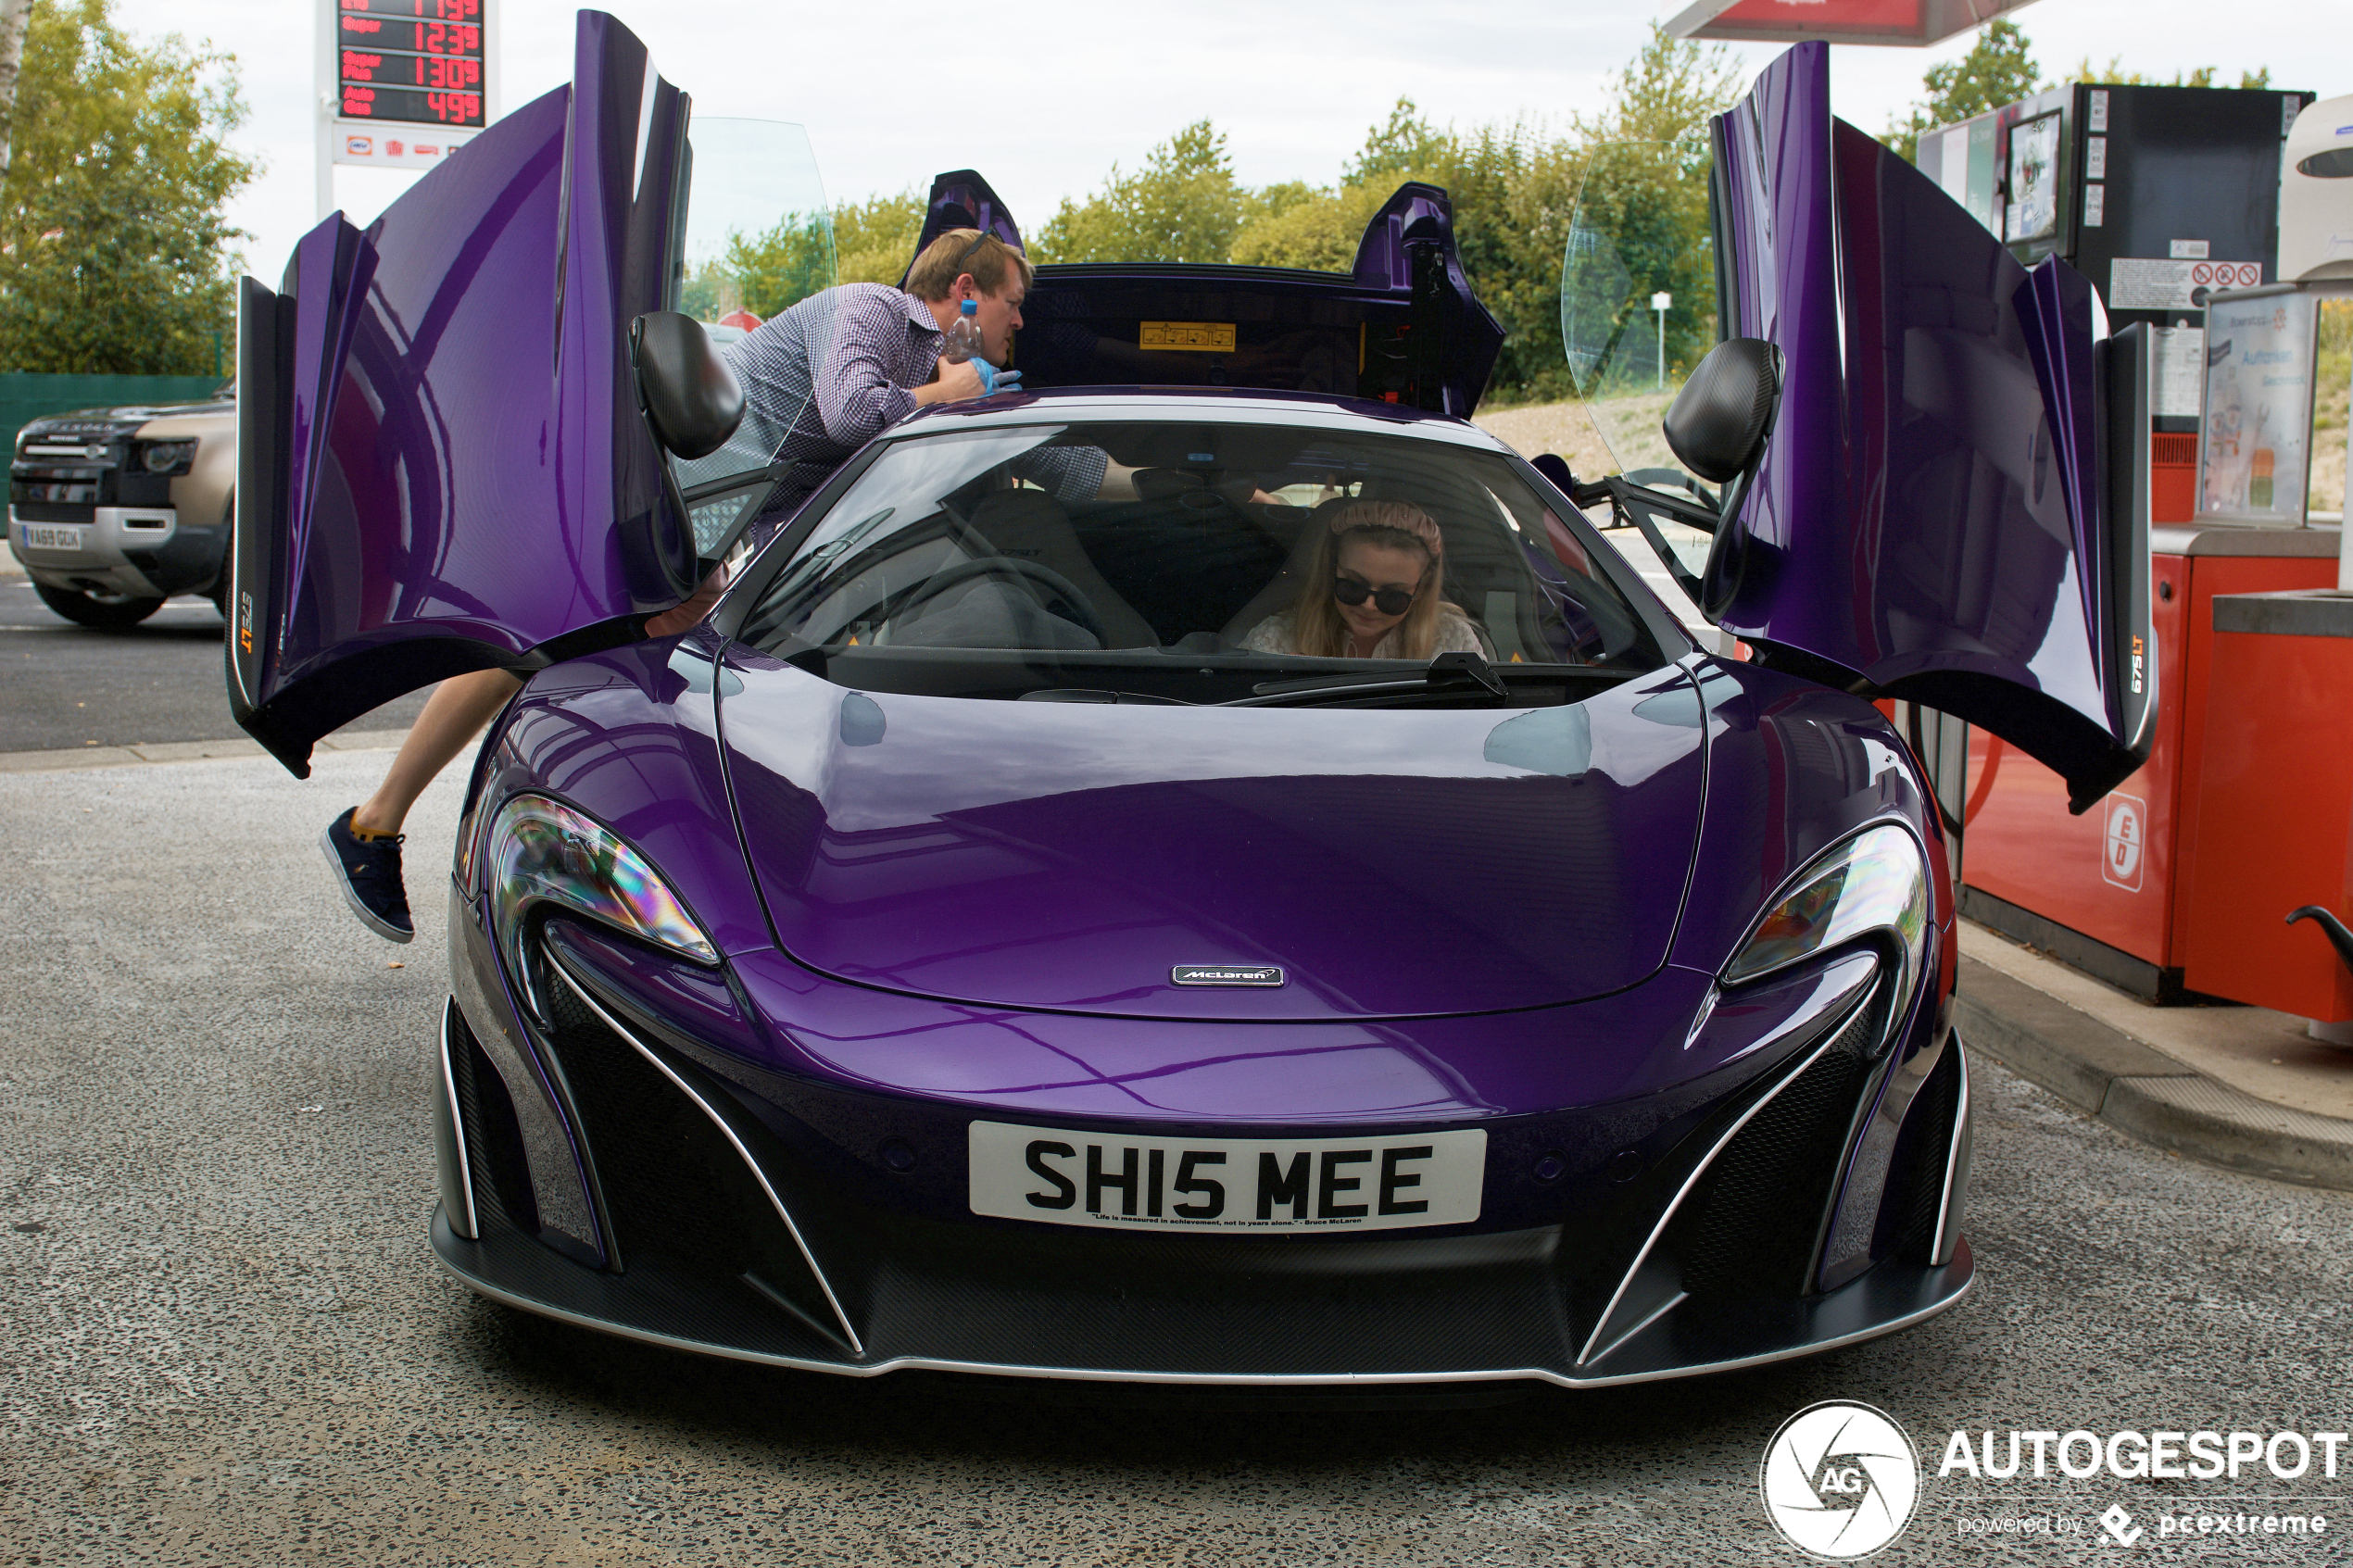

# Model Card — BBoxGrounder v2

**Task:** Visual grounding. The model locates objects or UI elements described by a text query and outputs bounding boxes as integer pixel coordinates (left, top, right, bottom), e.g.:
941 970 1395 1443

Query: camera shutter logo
1759 1400 1920 1559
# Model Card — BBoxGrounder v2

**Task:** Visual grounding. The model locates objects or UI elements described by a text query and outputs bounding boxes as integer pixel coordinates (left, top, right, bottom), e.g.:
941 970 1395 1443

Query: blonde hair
903 228 1036 302
1288 500 1456 659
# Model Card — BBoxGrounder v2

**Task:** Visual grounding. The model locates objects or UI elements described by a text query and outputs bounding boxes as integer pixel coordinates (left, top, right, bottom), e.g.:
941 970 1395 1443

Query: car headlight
1722 823 1928 996
139 440 197 474
485 796 718 995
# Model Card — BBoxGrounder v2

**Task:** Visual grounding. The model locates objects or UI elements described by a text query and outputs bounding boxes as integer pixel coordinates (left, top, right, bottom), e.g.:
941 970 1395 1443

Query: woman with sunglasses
1239 501 1483 660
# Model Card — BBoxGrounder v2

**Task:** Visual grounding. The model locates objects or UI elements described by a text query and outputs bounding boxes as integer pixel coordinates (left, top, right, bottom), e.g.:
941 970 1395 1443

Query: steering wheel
896 556 1109 647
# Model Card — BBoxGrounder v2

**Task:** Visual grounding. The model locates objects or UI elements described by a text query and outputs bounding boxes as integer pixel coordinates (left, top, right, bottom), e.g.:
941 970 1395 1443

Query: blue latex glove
975 361 1022 395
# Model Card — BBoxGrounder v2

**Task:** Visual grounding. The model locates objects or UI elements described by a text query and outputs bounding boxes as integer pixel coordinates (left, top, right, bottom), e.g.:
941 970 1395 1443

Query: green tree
677 188 926 323
0 0 32 177
816 20 1750 406
830 188 925 285
1885 19 2043 163
1231 27 1742 404
1031 120 1242 264
1229 182 1385 271
1239 178 1316 232
2070 58 2273 89
1345 97 1448 187
1579 22 1744 149
0 0 255 374
1544 25 1744 403
1558 139 1720 402
719 212 835 317
1230 99 1453 272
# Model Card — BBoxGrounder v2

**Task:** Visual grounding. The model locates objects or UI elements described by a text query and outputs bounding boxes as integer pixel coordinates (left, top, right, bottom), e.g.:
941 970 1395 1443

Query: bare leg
351 668 522 836
643 561 731 639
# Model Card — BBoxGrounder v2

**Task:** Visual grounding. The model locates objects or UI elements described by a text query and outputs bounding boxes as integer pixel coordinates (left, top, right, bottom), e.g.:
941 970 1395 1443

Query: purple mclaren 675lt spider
227 14 2153 1388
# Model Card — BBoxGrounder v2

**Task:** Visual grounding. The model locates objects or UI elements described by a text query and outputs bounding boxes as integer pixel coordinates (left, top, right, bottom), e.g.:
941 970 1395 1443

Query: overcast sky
111 0 2345 284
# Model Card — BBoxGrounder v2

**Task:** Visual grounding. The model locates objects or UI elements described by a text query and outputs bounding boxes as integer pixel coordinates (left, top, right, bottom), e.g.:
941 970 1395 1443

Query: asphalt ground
6 751 2353 1566
0 578 431 753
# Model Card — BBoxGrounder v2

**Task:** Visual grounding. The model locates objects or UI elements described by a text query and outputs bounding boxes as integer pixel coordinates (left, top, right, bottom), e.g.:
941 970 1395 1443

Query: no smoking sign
2192 261 2263 290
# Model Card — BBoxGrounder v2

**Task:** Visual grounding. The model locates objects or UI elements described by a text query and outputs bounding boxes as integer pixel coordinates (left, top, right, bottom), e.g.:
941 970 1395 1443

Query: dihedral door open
1706 43 2153 809
230 13 700 774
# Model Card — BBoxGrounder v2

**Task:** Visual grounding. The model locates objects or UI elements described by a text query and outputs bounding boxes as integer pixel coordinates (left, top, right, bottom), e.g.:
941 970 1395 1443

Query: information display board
326 0 495 172
2197 287 2322 524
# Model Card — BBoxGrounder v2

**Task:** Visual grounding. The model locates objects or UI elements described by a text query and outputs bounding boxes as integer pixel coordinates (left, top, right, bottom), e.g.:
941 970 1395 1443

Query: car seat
1215 496 1354 646
965 490 1162 648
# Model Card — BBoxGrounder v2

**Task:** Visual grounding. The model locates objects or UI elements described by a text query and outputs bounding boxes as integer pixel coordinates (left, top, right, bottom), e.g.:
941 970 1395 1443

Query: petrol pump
1918 85 2344 1007
2174 96 2353 1040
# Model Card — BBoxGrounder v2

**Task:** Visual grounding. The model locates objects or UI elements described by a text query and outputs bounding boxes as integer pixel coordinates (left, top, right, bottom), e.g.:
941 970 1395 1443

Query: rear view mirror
1662 338 1781 484
632 312 745 460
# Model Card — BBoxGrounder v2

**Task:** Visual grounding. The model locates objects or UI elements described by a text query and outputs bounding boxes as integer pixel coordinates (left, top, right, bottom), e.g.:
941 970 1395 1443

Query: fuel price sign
327 0 496 171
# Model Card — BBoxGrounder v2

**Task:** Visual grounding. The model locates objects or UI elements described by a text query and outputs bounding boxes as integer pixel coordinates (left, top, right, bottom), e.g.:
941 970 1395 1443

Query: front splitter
430 1206 1973 1389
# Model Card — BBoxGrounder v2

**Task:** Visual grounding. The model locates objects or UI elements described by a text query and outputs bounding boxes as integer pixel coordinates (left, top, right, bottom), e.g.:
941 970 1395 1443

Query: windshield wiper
1017 688 1193 705
1222 651 1516 707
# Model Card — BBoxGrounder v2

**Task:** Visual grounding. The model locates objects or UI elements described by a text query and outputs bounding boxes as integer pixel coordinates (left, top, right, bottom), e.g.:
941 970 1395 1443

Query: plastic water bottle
941 297 983 363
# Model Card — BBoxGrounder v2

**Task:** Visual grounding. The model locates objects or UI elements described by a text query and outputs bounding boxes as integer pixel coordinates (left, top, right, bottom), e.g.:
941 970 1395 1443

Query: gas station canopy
1664 0 2039 47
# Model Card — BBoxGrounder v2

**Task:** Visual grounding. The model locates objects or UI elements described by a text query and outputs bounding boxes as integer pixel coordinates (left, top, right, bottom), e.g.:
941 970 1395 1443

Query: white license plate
968 1120 1485 1234
18 522 84 551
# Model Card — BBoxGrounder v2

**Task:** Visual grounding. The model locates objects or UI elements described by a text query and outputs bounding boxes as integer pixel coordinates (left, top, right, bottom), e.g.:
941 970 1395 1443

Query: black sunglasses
950 230 997 275
1333 575 1417 617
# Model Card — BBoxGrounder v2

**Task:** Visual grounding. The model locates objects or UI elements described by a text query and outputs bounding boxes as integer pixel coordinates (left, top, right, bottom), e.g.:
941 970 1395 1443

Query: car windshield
736 417 1675 707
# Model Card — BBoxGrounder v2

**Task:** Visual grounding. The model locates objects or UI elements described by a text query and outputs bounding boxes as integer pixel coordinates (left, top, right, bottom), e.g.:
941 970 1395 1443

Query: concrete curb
0 729 408 774
1957 954 2353 1191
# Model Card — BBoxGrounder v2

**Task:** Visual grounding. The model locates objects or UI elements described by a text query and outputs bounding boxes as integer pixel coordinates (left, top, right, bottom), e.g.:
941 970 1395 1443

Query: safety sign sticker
2109 258 2263 309
2192 260 2263 289
2102 793 2147 892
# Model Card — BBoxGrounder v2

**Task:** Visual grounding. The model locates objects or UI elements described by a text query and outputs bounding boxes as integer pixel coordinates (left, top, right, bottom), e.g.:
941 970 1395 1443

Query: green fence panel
0 372 230 461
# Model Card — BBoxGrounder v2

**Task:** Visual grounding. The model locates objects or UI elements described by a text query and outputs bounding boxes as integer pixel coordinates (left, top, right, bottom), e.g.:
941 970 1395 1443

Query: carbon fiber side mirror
631 312 746 461
1663 338 1782 485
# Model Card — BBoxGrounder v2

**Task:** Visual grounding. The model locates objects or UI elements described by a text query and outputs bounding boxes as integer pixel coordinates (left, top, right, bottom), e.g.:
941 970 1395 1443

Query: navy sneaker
321 807 413 943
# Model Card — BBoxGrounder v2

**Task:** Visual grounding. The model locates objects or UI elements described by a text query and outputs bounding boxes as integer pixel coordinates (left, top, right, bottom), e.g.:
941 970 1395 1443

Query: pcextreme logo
1760 1401 1921 1560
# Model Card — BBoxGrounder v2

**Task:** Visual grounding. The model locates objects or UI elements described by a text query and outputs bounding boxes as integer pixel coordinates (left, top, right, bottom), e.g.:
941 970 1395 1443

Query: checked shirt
706 282 1106 539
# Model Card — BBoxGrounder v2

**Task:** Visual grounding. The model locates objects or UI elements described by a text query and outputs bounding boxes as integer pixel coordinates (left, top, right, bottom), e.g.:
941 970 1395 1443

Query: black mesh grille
1890 1041 1961 1263
10 500 96 522
539 965 840 1334
1670 999 1880 1298
447 1005 534 1233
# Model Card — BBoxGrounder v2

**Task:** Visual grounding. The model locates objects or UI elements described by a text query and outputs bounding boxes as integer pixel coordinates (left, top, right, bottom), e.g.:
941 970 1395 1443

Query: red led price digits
417 56 480 90
334 0 484 129
423 92 481 123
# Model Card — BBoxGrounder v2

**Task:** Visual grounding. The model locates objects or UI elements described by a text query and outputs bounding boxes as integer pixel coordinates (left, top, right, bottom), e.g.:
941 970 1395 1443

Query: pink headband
1327 501 1442 556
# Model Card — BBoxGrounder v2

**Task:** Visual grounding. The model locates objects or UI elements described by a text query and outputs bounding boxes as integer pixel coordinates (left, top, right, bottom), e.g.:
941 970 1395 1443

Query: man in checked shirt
320 226 1114 944
706 225 1134 537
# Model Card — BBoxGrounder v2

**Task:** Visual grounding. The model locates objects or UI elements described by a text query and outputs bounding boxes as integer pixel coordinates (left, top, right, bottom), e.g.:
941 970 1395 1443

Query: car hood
714 650 1709 1021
